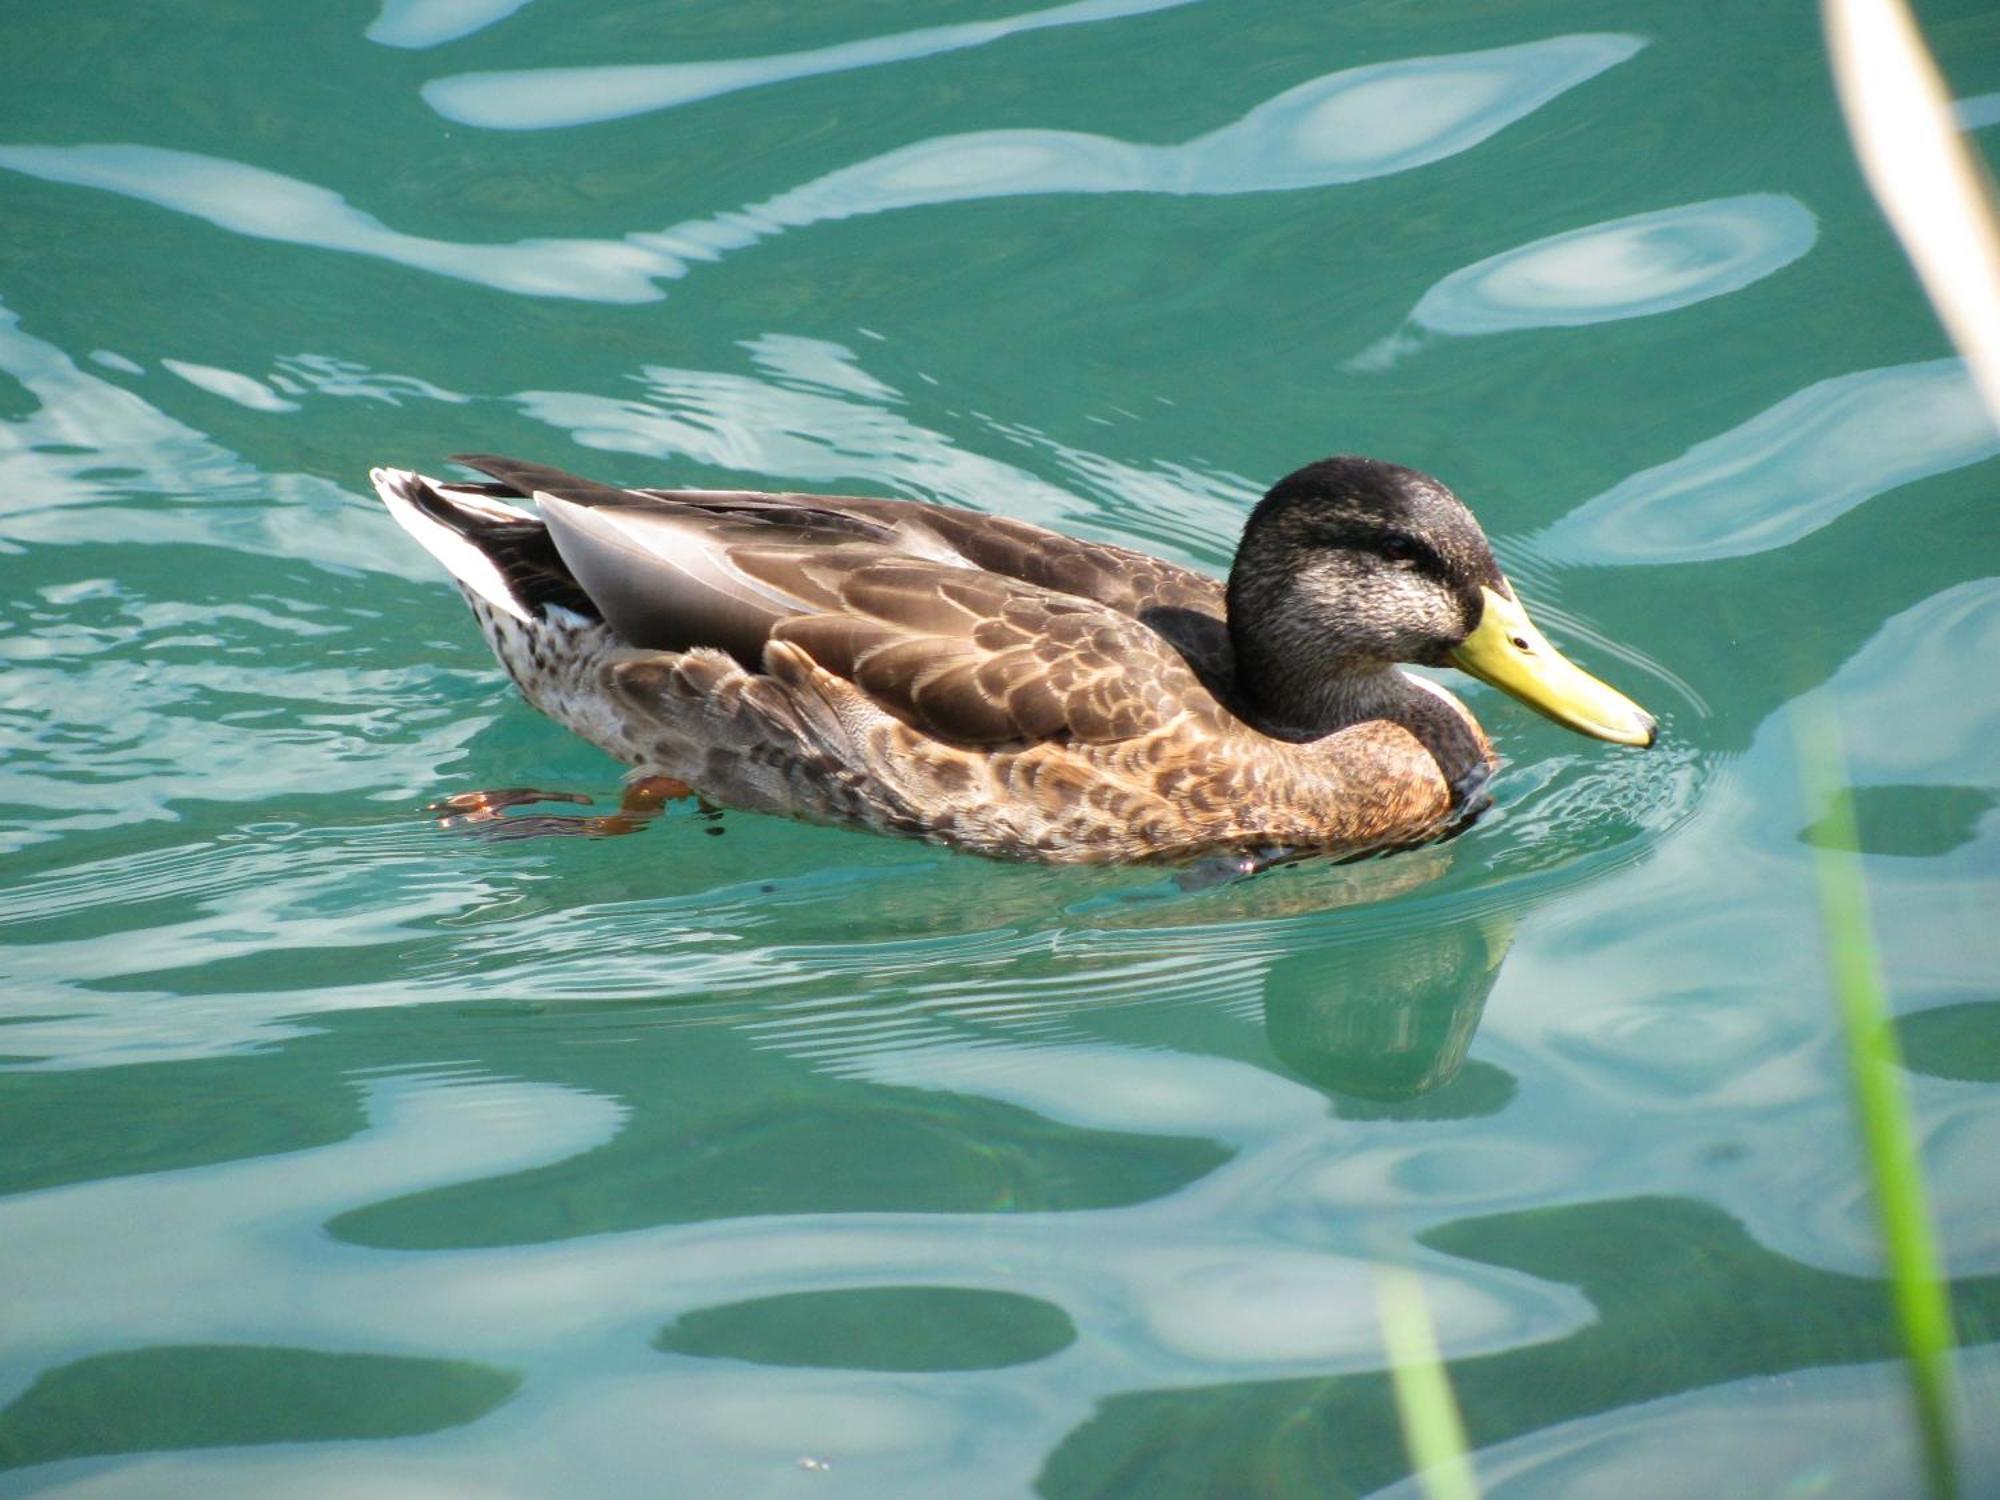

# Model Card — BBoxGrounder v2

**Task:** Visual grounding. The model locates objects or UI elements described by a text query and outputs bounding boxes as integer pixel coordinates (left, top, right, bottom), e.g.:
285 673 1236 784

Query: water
1 0 1996 1494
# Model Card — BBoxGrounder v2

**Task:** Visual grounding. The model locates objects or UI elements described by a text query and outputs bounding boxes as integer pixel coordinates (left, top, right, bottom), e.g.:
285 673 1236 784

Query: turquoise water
3 0 1998 1493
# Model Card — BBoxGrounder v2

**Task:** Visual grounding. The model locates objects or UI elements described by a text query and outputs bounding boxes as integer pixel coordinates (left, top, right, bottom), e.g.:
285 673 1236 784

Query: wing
533 498 1214 744
762 555 1214 745
447 453 1231 744
450 453 1229 622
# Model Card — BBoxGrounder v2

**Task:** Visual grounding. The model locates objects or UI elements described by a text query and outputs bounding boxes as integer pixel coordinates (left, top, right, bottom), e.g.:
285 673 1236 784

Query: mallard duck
370 454 1653 863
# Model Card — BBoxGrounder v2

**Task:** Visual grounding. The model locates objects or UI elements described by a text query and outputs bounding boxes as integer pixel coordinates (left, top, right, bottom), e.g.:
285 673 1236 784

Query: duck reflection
1261 907 1514 1111
1063 847 1516 1111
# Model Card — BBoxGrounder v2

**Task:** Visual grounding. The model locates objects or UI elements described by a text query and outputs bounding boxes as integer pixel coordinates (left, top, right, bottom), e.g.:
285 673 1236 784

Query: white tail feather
370 467 533 623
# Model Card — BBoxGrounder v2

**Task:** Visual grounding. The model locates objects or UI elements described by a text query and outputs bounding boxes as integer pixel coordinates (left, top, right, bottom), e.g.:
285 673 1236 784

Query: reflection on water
1960 91 2000 130
1541 357 2000 564
424 0 1199 129
0 298 257 516
368 0 535 50
0 35 1640 305
654 1286 1079 1372
0 1344 521 1471
1044 1197 2000 1498
1264 910 1512 1104
628 35 1642 269
3 0 1996 1488
1371 1348 2000 1500
1498 575 2000 1278
0 144 677 303
0 1006 1588 1495
1349 194 1817 368
160 358 301 415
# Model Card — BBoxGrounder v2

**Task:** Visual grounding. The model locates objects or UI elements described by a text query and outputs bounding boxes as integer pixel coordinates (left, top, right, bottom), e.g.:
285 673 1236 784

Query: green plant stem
1377 1263 1480 1500
1796 698 1960 1500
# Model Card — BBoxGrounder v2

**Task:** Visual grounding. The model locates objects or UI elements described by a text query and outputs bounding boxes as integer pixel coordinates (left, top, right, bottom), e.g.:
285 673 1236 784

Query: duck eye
1378 535 1418 563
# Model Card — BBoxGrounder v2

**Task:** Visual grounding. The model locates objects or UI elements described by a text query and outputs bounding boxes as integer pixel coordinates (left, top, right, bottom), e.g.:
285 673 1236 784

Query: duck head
1224 456 1655 746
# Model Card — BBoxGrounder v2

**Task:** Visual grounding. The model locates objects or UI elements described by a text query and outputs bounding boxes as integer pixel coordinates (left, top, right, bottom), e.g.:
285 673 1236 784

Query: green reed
1376 1263 1479 1500
1796 698 1960 1500
1816 0 1993 1488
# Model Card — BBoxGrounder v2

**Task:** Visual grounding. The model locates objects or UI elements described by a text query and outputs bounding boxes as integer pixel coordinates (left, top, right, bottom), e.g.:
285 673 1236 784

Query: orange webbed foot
428 777 703 840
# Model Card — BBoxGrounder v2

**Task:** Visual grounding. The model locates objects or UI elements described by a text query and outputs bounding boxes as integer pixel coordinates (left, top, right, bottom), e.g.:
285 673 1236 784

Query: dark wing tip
447 454 640 507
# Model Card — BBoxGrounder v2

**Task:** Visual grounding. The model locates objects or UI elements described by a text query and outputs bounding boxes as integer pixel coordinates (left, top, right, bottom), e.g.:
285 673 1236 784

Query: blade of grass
1376 1263 1479 1500
1822 0 2000 421
1794 695 1960 1500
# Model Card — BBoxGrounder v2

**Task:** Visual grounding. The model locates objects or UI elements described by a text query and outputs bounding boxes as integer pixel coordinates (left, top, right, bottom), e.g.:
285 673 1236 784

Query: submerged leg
430 776 696 839
1173 845 1309 890
430 787 592 823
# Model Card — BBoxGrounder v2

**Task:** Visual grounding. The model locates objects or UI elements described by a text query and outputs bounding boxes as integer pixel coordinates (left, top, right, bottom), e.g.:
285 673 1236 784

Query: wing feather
767 555 1214 746
447 453 1228 745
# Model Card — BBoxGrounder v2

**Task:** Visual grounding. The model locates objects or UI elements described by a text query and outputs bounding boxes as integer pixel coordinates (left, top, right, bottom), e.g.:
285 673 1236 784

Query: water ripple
368 0 535 50
0 35 1642 305
1349 193 1817 368
1541 357 1999 564
424 0 1199 129
0 1065 1588 1496
631 35 1644 266
1370 1351 2000 1500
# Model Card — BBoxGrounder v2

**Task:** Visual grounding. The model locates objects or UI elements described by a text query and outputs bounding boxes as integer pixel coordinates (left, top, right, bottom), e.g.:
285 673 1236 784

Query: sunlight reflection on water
0 34 1642 305
368 0 534 50
1541 357 2000 563
424 0 1200 128
1 1 1995 1489
1348 193 1818 367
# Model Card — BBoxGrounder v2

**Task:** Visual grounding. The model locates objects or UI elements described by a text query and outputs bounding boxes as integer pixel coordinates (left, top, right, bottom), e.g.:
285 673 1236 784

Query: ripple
1900 1002 2000 1083
0 1065 1590 1493
1818 577 2000 787
1799 782 1996 857
1475 575 2000 1280
424 0 1198 129
1541 358 1999 564
654 1286 1076 1372
368 0 534 49
636 35 1644 263
1371 1350 2000 1500
1470 734 1709 884
514 347 1099 533
1134 1251 1528 1368
835 1043 1324 1145
0 35 1641 305
0 145 677 303
0 295 466 579
1961 89 2000 130
0 1344 520 1470
159 359 299 414
1544 985 1798 1097
1349 194 1817 367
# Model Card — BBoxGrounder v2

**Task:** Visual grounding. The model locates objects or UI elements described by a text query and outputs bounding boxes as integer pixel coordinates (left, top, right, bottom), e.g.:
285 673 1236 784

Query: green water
2 0 1998 1494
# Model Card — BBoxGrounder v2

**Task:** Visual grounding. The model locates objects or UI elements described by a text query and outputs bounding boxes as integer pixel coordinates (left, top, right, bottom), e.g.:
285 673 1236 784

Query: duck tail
370 466 598 625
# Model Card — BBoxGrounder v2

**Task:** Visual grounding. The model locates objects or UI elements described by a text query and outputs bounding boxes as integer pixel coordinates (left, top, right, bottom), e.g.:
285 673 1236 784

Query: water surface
2 0 1997 1495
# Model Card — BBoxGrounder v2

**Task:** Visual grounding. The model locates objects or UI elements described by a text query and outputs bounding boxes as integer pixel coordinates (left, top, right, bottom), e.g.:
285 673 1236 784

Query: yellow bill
1449 584 1656 747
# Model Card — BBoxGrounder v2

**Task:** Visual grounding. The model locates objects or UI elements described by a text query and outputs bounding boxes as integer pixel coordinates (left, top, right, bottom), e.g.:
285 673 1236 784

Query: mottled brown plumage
369 453 1649 864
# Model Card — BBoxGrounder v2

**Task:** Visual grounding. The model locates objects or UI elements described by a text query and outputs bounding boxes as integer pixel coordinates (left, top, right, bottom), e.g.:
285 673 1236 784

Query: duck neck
1223 563 1394 736
1231 638 1415 740
1231 637 1492 805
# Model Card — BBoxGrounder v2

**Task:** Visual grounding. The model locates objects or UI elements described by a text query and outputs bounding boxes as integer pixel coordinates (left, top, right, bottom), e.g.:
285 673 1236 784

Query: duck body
371 454 1651 863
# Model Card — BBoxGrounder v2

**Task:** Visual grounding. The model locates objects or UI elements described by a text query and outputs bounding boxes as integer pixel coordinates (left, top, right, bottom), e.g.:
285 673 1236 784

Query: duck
369 453 1653 864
